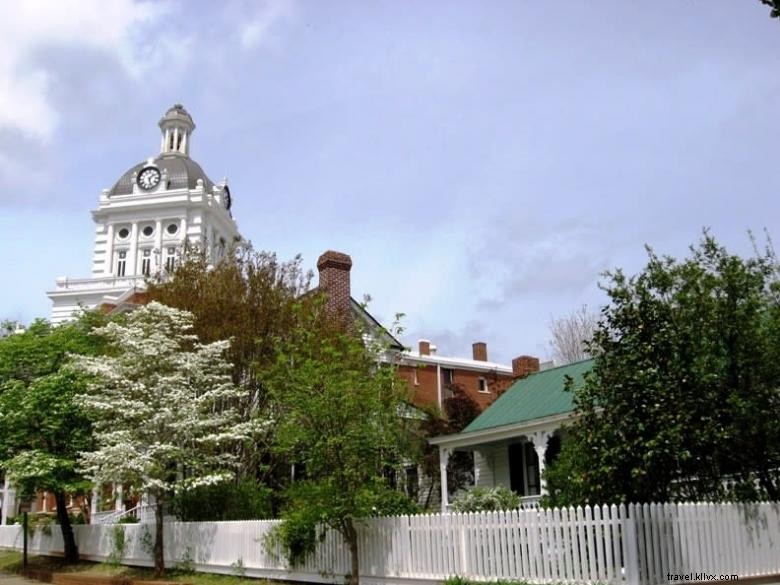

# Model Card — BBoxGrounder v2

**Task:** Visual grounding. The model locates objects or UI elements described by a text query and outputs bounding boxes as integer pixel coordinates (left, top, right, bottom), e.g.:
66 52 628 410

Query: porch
431 413 569 511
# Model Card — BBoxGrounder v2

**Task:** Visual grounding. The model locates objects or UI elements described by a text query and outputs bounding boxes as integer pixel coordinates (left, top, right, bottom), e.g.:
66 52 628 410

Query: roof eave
428 410 578 450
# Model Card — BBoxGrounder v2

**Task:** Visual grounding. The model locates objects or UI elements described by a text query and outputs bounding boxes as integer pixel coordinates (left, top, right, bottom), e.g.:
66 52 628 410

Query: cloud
0 0 170 141
471 216 613 311
237 0 297 50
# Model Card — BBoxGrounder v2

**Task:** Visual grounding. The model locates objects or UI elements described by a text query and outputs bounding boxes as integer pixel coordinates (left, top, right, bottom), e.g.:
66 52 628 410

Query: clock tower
47 104 240 324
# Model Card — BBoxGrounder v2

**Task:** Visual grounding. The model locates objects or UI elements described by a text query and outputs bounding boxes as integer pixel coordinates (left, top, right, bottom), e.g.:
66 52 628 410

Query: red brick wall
397 363 514 411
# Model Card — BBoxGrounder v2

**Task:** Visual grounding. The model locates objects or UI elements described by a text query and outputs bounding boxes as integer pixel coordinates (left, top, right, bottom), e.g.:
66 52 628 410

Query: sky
0 0 778 364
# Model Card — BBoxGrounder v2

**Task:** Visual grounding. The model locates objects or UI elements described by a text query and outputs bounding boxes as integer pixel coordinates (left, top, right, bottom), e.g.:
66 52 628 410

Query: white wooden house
429 358 593 510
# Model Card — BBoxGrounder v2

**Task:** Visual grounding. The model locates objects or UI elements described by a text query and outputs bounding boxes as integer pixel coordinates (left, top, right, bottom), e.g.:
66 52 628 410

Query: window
165 247 176 272
116 250 127 277
524 442 540 496
509 442 541 496
141 249 151 276
405 466 419 500
478 377 489 393
142 225 154 237
166 223 178 235
117 227 129 239
441 368 453 386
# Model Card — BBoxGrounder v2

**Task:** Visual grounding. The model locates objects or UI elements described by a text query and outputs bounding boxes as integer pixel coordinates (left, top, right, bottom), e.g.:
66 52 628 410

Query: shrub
170 478 273 521
450 486 521 512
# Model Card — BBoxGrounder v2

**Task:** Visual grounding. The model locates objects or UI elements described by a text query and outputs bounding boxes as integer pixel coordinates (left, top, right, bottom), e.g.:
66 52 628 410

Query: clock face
223 186 232 210
137 166 161 190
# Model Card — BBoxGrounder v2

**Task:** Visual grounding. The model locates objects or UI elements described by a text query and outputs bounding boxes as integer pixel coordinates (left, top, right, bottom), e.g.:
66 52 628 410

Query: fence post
622 504 641 585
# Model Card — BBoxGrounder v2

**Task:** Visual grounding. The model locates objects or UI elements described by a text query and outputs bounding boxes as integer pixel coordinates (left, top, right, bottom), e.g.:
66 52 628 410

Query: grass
0 551 271 585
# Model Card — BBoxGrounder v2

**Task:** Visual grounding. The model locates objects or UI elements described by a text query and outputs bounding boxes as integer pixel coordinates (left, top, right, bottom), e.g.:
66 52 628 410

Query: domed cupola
108 105 217 197
159 103 195 156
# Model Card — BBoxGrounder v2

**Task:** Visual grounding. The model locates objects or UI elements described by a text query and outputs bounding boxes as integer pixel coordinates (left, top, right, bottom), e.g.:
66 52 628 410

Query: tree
760 0 779 19
548 305 598 365
267 304 415 585
70 302 254 576
0 313 107 562
418 384 482 508
146 244 312 486
545 234 780 506
0 319 23 338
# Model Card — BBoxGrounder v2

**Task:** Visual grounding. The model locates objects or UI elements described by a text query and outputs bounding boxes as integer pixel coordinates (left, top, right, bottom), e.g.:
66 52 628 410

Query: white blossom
70 302 253 495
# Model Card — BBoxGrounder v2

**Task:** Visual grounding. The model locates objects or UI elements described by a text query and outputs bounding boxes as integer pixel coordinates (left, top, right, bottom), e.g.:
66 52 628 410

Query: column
173 127 179 152
128 222 138 278
180 217 188 246
161 131 166 153
154 219 162 271
114 484 123 512
181 130 188 155
1 476 9 525
532 432 549 496
440 447 451 512
105 224 114 276
90 486 99 518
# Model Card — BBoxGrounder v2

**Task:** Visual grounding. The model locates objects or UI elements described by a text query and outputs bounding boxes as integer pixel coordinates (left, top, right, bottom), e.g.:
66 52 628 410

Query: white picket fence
1 502 779 585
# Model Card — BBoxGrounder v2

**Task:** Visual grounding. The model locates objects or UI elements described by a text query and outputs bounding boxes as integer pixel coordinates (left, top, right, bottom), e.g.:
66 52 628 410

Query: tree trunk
344 518 360 585
54 491 79 563
153 497 165 577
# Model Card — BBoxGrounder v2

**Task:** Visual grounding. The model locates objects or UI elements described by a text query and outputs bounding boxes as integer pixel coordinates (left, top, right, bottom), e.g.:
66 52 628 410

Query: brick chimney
472 342 488 362
512 355 540 378
317 250 352 325
419 340 431 356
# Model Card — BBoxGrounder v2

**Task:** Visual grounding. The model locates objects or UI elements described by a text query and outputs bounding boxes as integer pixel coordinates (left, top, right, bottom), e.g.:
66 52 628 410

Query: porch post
531 431 549 495
90 486 99 518
114 484 123 511
1 476 9 525
440 447 451 512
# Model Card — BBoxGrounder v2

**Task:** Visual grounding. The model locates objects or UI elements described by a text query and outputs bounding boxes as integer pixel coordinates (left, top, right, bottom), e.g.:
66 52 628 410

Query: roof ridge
527 356 594 376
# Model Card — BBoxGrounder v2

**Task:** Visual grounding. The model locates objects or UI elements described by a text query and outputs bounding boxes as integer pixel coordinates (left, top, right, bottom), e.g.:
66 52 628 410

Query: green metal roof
462 358 594 433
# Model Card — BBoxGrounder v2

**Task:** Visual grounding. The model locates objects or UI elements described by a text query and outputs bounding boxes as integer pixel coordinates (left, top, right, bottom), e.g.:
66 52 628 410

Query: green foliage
546 233 780 505
71 302 255 575
450 486 521 513
759 0 779 19
230 558 246 579
266 303 416 584
418 384 482 508
171 478 273 521
107 525 126 566
0 311 110 562
174 546 196 574
146 244 313 484
116 515 139 524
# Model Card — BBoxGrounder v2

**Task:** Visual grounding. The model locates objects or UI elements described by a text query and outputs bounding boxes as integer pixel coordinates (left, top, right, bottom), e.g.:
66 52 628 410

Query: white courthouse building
47 104 240 324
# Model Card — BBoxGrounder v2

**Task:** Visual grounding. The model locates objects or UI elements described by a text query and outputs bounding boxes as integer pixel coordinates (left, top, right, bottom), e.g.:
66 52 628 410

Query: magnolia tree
71 302 254 576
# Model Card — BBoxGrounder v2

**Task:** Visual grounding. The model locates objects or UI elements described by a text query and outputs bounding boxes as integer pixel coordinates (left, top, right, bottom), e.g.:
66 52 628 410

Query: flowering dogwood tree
71 302 253 576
